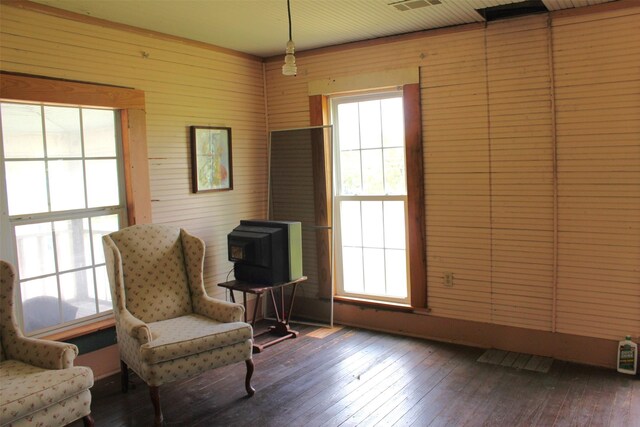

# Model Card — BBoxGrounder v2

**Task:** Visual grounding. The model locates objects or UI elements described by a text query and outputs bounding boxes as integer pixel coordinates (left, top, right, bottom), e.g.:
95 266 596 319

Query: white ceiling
31 0 617 57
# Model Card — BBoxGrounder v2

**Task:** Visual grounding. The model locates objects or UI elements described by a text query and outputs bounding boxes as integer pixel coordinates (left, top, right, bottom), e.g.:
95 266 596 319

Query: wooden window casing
0 72 152 338
309 82 426 308
0 73 151 226
403 83 427 309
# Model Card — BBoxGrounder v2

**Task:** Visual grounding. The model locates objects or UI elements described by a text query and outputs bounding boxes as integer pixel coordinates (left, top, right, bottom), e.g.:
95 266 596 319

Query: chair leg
245 359 255 397
149 385 163 425
82 414 95 427
120 360 129 393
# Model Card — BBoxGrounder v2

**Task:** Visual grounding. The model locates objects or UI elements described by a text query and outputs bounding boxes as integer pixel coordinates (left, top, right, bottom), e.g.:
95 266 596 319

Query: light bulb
282 40 297 76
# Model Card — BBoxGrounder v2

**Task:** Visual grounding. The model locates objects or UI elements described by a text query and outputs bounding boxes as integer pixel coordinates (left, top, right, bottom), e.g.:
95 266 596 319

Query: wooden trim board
404 83 427 309
0 72 145 109
334 302 620 369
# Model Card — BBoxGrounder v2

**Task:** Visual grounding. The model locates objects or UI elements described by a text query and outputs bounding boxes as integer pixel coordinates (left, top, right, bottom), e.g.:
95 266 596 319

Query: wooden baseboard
333 302 619 369
74 297 619 379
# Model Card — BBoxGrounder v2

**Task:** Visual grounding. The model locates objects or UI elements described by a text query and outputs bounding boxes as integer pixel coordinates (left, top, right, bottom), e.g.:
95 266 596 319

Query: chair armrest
197 295 245 323
118 307 152 345
8 335 78 370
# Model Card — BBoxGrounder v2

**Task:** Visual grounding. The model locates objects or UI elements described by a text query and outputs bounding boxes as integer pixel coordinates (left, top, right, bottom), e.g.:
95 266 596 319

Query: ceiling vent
389 0 441 12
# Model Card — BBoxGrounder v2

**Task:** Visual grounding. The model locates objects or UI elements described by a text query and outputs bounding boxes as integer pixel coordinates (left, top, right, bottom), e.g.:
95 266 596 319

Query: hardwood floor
72 324 639 426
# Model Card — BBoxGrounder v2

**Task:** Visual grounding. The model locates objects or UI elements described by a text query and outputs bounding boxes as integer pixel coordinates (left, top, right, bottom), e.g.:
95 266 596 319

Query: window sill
42 317 115 342
333 295 414 313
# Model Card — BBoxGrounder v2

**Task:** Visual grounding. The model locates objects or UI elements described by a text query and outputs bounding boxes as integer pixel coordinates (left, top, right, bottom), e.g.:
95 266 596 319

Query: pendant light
282 0 297 76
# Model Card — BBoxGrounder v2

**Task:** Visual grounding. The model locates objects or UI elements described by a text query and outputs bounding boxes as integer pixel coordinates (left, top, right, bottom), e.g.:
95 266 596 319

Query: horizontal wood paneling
3 1 635 343
422 27 492 322
553 6 640 340
265 4 639 341
0 3 268 300
486 14 554 332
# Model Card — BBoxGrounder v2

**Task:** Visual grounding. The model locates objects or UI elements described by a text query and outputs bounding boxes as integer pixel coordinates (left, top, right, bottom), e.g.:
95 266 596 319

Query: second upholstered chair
102 224 254 425
0 260 94 427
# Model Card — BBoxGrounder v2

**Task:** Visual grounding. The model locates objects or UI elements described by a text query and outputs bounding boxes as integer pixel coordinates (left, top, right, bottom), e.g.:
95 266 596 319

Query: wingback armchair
102 224 254 424
0 260 94 427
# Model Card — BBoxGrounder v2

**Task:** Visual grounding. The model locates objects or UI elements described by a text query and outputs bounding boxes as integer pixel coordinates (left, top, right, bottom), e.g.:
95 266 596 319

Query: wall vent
389 0 441 12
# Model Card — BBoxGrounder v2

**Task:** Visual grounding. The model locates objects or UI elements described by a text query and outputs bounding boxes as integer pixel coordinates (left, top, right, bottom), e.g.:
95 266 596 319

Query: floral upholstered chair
102 224 254 424
0 260 94 427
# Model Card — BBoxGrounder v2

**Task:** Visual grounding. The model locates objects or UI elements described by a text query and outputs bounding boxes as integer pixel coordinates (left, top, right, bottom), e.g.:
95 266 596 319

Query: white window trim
0 102 127 337
331 90 411 305
334 195 411 304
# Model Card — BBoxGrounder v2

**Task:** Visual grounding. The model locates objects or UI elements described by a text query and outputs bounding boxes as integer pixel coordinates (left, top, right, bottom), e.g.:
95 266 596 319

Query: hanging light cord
287 0 293 41
282 0 297 76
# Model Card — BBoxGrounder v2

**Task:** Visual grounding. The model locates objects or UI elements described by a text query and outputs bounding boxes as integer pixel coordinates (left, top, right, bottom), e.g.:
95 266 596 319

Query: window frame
331 90 411 305
1 102 128 335
309 83 425 309
333 195 411 304
0 72 151 337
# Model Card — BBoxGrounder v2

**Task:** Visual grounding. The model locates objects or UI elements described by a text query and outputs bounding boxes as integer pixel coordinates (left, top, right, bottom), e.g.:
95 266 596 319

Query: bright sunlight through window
1 102 125 335
331 91 410 304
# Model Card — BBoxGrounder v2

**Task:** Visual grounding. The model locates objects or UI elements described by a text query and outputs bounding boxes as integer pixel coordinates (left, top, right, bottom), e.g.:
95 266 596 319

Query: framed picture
190 126 233 193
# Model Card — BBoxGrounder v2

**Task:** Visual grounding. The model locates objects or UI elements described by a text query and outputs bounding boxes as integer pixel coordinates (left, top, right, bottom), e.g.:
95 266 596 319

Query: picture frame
190 126 233 193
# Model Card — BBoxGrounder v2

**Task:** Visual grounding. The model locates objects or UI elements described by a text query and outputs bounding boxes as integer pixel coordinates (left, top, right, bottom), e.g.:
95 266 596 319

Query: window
1 102 126 335
331 91 410 304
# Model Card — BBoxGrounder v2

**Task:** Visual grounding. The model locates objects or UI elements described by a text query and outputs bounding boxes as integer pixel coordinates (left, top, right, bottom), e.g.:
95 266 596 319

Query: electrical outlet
444 272 454 287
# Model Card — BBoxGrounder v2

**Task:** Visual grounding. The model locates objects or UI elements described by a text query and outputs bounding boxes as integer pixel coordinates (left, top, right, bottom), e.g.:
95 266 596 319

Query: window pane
332 92 409 303
54 219 92 271
91 215 120 265
359 100 381 149
86 159 119 207
1 103 44 158
340 201 362 247
384 201 406 250
339 151 362 195
95 265 112 312
383 148 406 195
15 223 56 279
337 103 359 150
44 106 82 158
60 269 96 320
385 249 407 298
363 248 385 295
381 98 404 148
21 276 59 333
342 247 363 294
361 149 384 195
20 275 58 300
48 160 86 211
83 109 116 157
5 161 49 215
2 103 123 335
361 201 383 248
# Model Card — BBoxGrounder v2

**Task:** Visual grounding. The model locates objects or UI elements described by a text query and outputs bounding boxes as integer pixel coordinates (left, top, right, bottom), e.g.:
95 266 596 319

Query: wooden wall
553 7 640 340
0 3 268 299
264 4 640 342
1 1 637 350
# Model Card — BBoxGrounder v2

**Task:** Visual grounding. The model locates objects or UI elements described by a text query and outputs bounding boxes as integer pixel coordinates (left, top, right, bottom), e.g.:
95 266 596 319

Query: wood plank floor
71 324 639 426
